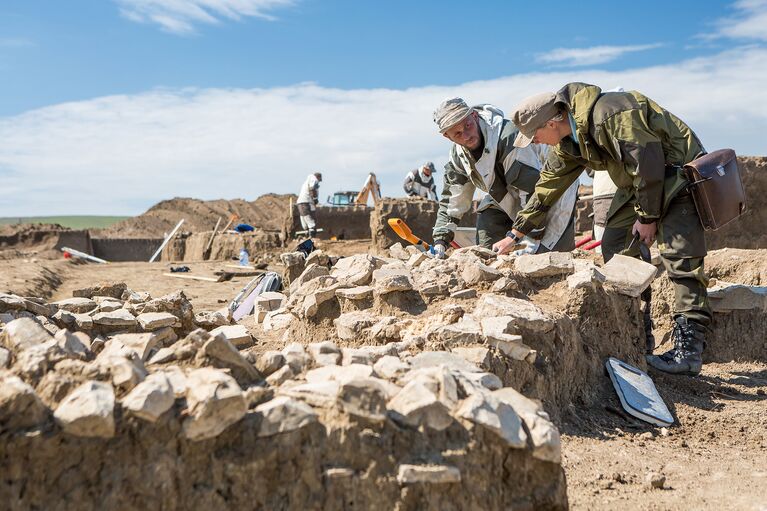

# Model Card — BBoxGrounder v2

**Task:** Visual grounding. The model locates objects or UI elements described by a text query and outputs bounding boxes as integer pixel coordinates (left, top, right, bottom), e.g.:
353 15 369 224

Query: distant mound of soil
94 194 295 238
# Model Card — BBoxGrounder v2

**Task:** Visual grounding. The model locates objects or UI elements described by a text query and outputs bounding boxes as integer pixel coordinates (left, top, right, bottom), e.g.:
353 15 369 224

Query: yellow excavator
327 173 381 207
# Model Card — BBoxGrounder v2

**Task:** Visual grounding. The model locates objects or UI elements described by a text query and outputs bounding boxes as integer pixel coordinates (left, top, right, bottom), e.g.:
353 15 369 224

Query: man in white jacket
296 172 322 237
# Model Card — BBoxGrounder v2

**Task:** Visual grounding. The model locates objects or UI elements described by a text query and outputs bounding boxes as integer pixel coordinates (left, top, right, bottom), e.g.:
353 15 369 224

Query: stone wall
161 230 282 262
285 204 372 240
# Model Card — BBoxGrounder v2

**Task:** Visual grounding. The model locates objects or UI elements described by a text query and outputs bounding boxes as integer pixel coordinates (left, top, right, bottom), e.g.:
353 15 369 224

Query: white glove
430 242 447 259
309 202 316 212
511 236 540 256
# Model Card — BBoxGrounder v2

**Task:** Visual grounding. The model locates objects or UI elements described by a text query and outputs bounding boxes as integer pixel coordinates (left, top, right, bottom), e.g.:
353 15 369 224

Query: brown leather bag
683 149 746 230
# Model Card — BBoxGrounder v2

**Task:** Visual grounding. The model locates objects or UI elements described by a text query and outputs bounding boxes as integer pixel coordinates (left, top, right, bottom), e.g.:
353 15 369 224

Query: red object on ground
63 251 72 259
575 234 593 248
582 240 602 250
450 241 460 249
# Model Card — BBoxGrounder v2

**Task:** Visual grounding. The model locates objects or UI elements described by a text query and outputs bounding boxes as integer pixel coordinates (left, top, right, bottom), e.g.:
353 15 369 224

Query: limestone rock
567 267 606 290
335 311 377 341
388 242 410 260
139 291 194 332
451 347 491 369
491 276 518 293
0 347 9 368
0 373 48 430
54 329 90 359
92 309 137 328
337 377 388 422
708 281 767 311
373 355 410 380
265 365 294 386
97 299 124 313
306 363 374 384
372 267 414 294
455 393 527 448
195 309 230 328
493 387 561 463
278 381 339 408
472 294 554 334
514 252 574 277
600 254 657 297
121 372 175 422
408 351 481 373
387 379 453 431
436 317 483 345
262 308 294 332
397 464 461 484
209 324 252 349
108 333 159 361
54 380 115 438
12 340 67 381
0 293 26 312
201 334 260 383
331 254 381 286
336 286 374 301
182 368 247 441
2 317 52 352
73 282 127 299
486 333 535 362
137 312 178 331
254 396 318 437
282 342 311 372
461 262 501 285
255 350 285 376
52 297 97 314
308 341 341 366
289 263 330 294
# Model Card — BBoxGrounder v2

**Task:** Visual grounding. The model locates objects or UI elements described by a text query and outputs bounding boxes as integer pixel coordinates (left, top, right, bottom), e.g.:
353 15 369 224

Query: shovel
387 218 431 252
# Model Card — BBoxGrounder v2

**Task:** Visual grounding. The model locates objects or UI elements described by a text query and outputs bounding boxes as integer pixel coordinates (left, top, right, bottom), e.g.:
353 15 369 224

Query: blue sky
1 0 766 215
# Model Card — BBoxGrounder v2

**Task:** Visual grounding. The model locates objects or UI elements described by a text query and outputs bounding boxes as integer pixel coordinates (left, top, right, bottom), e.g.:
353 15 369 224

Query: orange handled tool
387 218 431 251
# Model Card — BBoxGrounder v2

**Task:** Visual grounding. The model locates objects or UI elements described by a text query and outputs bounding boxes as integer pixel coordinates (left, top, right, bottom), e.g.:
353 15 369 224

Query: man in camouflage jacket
501 82 711 376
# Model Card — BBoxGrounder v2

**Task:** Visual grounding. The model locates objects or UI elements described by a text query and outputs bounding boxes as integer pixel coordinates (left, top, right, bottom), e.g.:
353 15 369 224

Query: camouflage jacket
513 82 705 234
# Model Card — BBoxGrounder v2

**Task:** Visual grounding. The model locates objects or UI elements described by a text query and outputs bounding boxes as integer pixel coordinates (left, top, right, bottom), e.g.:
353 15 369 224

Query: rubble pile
0 273 567 509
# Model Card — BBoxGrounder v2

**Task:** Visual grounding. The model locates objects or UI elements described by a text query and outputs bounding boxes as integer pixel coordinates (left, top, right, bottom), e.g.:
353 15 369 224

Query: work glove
429 241 447 259
511 236 540 256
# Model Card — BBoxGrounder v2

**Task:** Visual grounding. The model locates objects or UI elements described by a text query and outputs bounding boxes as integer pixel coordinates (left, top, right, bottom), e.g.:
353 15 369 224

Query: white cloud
1 46 767 216
115 0 295 34
709 0 767 41
535 43 663 67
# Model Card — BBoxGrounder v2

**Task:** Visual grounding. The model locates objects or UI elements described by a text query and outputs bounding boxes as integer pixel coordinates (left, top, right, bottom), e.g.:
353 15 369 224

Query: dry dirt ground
2 242 766 511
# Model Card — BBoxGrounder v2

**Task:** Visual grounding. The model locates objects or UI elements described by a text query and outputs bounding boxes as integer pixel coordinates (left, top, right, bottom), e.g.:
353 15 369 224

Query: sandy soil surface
2 240 765 510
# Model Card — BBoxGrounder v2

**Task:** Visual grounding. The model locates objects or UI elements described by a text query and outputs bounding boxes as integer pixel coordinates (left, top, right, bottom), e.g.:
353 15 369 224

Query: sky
1 0 766 216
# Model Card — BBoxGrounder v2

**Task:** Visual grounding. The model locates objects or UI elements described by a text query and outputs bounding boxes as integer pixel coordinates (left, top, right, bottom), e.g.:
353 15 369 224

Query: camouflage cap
422 161 436 172
433 97 471 133
511 92 558 147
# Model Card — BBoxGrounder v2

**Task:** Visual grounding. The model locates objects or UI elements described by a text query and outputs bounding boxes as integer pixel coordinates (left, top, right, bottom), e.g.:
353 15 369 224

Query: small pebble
645 472 666 489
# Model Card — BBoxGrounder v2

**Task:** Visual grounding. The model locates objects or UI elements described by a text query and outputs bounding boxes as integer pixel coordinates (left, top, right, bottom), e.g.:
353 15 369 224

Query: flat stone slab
137 312 178 331
52 297 97 314
514 252 574 277
707 281 767 311
209 325 252 348
92 309 137 327
254 396 318 437
472 294 554 334
600 254 657 298
54 381 115 438
397 464 461 484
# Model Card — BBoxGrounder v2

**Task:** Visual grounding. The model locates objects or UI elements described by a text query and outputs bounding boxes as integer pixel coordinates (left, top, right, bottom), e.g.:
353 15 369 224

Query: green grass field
0 216 129 229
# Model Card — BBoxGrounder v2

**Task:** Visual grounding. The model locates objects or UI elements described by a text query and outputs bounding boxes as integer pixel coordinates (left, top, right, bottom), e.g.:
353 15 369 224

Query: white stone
278 381 340 408
408 351 481 373
54 381 115 438
256 350 285 376
54 329 89 359
461 262 501 285
306 363 374 384
2 317 52 352
600 254 657 298
121 372 175 422
372 267 414 294
397 464 461 484
566 268 606 290
209 325 252 348
494 387 561 463
472 294 554 333
265 365 295 386
308 341 341 366
485 333 535 362
108 333 158 361
262 308 294 332
331 254 380 286
182 368 247 441
451 347 491 368
92 309 137 327
514 252 574 277
254 396 318 437
0 373 47 429
137 312 178 331
202 335 259 381
159 365 188 398
282 342 311 372
455 393 527 448
52 297 97 313
335 311 377 341
708 281 767 311
336 286 374 301
387 380 453 431
373 355 410 380
337 377 388 422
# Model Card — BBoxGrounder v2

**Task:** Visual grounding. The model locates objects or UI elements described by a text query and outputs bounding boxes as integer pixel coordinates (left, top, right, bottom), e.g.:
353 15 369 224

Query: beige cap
433 97 471 133
511 92 558 147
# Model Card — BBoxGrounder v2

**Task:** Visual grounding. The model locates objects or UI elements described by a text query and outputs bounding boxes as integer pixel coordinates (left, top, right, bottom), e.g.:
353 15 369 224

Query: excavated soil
1 240 766 510
94 194 294 238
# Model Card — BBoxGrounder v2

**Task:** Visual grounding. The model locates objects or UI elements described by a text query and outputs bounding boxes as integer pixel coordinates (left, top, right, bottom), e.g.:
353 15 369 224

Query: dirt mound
0 223 69 250
95 194 295 238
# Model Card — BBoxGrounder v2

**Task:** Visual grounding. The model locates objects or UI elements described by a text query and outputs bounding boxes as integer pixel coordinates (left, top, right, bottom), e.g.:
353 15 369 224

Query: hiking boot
646 316 706 376
643 306 655 354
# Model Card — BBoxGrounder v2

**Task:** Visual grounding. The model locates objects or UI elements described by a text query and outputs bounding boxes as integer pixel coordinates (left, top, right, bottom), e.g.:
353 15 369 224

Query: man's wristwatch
505 230 521 243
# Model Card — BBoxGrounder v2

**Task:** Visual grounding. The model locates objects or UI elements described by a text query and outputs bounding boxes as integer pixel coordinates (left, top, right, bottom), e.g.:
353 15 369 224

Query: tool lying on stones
60 247 108 264
149 218 185 263
203 216 222 259
582 239 602 250
230 271 283 321
575 234 593 248
221 213 238 233
163 272 234 283
387 218 432 252
605 357 673 427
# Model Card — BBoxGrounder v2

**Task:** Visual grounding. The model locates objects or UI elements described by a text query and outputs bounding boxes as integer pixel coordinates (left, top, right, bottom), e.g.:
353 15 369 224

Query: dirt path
562 361 767 510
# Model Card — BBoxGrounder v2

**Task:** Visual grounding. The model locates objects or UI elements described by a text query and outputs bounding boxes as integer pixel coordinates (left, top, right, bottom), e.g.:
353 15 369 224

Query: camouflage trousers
476 206 576 253
601 190 712 328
